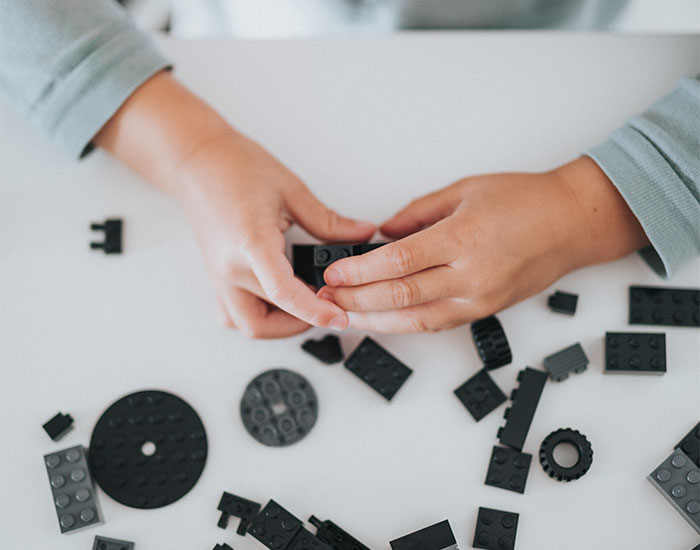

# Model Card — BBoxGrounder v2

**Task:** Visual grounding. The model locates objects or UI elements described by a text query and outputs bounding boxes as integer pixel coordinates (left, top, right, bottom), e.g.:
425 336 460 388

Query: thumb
287 185 376 242
381 188 458 239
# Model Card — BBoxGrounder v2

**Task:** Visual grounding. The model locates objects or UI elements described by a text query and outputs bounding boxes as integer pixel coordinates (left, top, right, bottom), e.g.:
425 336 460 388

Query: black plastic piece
89 390 207 509
289 528 333 550
473 507 519 550
248 500 303 549
240 369 318 447
217 491 261 535
543 343 589 382
309 516 372 550
90 218 122 254
604 332 666 374
547 290 578 315
485 445 532 494
539 428 593 481
675 422 700 468
93 536 134 550
471 316 512 370
454 369 506 422
497 367 547 451
629 286 699 327
302 334 344 364
42 412 74 441
213 545 233 550
390 520 457 550
344 337 412 401
293 243 388 287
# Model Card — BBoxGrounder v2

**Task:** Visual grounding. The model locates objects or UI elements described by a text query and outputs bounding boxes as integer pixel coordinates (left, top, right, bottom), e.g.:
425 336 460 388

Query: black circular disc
89 390 207 509
240 369 318 447
539 428 593 482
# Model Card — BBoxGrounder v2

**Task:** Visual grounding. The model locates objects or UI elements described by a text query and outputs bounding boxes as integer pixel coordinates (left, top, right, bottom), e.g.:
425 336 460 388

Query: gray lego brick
93 535 135 550
648 449 700 535
543 343 589 382
44 445 102 533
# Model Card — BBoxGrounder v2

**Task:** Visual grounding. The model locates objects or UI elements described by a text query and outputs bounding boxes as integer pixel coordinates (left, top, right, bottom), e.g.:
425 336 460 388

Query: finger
347 299 474 334
285 184 376 242
324 222 458 287
247 229 349 329
318 265 457 312
380 188 459 239
223 287 310 339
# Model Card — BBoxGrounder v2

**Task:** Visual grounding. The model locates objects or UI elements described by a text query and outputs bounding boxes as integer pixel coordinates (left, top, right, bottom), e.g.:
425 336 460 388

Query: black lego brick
309 516 372 550
629 286 699 328
547 290 578 315
93 536 134 550
302 334 344 364
390 520 457 550
485 445 532 494
473 507 519 550
42 412 74 441
604 332 666 375
217 491 262 535
542 343 589 382
344 337 412 401
471 315 512 370
212 545 233 550
248 500 303 549
288 528 333 550
313 244 355 267
676 422 700 468
292 243 389 287
454 369 507 422
90 218 122 254
497 367 547 451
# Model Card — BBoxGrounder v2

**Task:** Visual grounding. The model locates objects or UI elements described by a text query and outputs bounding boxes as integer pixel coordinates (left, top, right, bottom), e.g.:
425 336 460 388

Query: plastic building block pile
39 235 699 548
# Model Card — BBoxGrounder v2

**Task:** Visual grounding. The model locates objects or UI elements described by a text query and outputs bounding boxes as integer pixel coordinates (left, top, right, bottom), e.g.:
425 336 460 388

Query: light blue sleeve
586 76 700 278
0 0 170 158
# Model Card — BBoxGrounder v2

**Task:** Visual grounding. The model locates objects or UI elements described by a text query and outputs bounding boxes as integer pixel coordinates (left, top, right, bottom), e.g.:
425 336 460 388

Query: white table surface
1 32 699 550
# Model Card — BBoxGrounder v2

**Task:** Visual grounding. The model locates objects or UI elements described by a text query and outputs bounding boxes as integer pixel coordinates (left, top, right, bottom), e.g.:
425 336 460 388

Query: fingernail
328 315 347 331
325 267 344 286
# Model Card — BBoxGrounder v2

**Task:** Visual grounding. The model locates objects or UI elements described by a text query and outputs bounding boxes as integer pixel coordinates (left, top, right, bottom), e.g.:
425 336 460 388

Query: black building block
629 286 699 327
292 243 389 287
542 343 589 382
497 367 547 451
473 507 519 550
289 528 333 550
301 334 344 364
92 536 134 550
390 520 457 550
90 218 122 254
248 500 303 549
454 369 507 422
547 290 578 315
471 316 512 370
676 422 700 468
309 516 372 550
42 412 74 441
344 337 412 401
604 332 666 375
313 244 354 267
217 491 261 535
213 545 233 550
485 445 532 494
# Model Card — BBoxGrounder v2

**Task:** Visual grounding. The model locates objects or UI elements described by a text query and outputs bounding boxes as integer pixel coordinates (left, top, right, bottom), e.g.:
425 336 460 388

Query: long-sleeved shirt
1 0 698 277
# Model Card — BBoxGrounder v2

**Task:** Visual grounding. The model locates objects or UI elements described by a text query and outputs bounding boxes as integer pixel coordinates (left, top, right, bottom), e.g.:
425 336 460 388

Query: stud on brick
604 332 666 374
344 337 412 401
248 500 303 549
648 449 700 534
473 507 519 550
454 369 506 422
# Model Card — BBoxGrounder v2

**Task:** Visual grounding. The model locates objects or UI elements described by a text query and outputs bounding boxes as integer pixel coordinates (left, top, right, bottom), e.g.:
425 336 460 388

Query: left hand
317 157 648 333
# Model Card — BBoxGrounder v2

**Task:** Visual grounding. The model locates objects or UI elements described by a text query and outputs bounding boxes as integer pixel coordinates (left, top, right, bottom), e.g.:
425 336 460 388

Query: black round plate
240 369 318 447
89 390 207 509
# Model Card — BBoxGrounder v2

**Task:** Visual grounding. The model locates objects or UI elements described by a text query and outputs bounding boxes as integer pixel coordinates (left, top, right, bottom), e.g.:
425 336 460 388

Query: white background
1 33 699 550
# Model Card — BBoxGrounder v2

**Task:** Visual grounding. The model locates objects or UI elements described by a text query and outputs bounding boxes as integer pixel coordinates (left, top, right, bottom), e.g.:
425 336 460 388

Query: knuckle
389 244 416 274
322 210 343 235
405 313 430 333
390 279 420 308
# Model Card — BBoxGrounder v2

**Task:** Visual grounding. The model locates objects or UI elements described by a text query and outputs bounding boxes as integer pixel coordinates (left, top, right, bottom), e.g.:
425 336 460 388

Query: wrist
550 156 649 269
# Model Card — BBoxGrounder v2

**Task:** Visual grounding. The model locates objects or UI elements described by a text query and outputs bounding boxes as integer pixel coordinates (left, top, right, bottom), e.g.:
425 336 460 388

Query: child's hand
174 129 375 337
94 72 375 338
318 157 648 333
